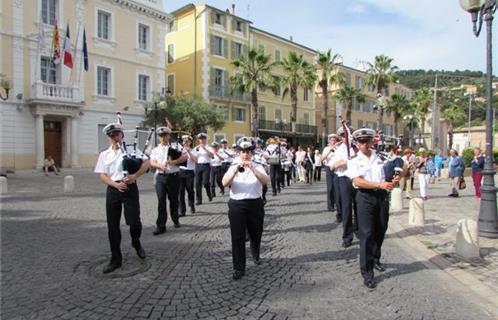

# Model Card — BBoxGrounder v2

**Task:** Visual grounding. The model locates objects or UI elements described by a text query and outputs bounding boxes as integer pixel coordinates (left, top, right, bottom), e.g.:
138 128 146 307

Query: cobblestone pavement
1 170 496 319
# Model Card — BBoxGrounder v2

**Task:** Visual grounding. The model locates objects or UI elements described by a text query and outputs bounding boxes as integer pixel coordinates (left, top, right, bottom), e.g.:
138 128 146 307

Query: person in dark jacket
471 147 485 198
448 149 465 197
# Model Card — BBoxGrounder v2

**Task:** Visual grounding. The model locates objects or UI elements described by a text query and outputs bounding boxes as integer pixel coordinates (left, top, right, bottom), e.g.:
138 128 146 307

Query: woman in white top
313 149 322 182
222 137 269 280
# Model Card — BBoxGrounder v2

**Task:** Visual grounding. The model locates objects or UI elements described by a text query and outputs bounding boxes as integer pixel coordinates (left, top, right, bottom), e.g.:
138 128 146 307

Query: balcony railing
209 85 250 102
32 82 80 103
258 120 316 135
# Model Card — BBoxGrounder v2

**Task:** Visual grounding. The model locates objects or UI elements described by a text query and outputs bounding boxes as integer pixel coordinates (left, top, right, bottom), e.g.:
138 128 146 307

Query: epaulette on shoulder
349 154 358 159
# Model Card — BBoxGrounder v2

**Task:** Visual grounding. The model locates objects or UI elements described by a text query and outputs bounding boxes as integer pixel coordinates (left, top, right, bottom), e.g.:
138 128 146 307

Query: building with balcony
315 64 412 144
0 0 171 171
166 4 317 146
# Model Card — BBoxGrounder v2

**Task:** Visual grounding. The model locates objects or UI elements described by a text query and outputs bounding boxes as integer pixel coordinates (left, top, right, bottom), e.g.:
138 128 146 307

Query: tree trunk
290 83 297 133
346 102 352 124
394 113 399 137
421 118 426 147
321 83 328 147
251 89 258 137
448 122 453 150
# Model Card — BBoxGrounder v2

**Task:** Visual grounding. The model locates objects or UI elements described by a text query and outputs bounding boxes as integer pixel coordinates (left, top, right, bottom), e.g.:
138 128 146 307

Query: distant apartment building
0 0 171 171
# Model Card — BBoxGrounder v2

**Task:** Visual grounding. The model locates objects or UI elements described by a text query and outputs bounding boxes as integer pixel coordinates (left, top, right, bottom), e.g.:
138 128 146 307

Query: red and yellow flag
52 18 61 64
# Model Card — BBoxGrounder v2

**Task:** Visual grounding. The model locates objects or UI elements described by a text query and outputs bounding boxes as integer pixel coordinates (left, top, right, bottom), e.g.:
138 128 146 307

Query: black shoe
272 192 277 196
153 226 166 235
196 201 202 205
373 262 386 272
208 195 213 202
342 241 352 248
363 278 376 289
220 190 224 196
232 269 245 280
180 212 186 217
252 254 261 265
174 222 181 228
133 244 146 259
263 199 267 206
212 192 216 198
336 217 343 223
103 261 122 274
190 207 196 214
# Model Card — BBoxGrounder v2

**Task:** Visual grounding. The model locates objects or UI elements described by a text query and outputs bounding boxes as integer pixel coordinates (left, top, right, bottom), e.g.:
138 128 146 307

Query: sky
162 0 496 74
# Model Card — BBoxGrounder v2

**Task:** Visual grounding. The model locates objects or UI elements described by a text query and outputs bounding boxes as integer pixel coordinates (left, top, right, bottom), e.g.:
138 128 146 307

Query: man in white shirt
348 128 398 289
210 142 225 197
295 146 306 182
94 122 150 274
219 138 235 177
179 135 197 216
150 127 188 234
321 134 338 212
193 133 215 205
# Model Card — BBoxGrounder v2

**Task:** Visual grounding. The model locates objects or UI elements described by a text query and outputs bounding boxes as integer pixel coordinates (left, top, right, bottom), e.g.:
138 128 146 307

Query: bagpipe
116 112 155 175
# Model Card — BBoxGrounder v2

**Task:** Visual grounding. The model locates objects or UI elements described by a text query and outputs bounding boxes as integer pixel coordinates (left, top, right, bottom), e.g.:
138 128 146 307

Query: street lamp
463 93 475 147
403 114 414 148
151 88 172 146
460 0 498 238
373 93 387 132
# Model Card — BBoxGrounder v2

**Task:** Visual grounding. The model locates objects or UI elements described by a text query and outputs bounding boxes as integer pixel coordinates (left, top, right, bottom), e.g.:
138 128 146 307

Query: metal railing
258 120 316 135
32 82 79 102
209 85 250 102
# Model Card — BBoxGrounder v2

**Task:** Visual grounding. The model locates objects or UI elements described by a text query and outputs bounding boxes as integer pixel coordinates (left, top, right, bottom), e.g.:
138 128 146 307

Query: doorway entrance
44 120 62 167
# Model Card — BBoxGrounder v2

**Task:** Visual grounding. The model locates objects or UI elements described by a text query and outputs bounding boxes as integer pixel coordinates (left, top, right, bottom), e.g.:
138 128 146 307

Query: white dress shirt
94 145 145 181
150 144 180 173
333 144 355 177
228 164 267 200
314 152 322 167
348 150 386 188
219 148 234 163
211 150 223 167
192 145 213 164
321 145 336 166
296 150 306 162
180 151 196 171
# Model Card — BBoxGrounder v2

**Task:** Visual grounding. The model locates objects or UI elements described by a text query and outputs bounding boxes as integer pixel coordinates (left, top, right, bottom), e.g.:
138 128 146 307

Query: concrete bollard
390 188 403 211
64 175 75 193
456 219 480 259
0 176 7 194
408 198 425 226
441 168 449 180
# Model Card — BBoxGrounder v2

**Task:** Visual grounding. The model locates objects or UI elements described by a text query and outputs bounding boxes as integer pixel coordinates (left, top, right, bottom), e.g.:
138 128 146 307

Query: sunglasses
356 138 371 144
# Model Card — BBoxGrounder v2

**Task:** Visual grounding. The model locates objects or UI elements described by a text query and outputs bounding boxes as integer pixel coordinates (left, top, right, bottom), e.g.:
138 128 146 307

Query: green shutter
210 35 215 55
223 38 228 58
231 41 236 60
210 67 215 86
223 70 228 89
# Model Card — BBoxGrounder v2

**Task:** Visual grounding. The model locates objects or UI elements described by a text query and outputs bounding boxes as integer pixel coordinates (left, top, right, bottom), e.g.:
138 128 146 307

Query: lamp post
403 114 414 148
152 89 172 146
465 93 474 147
460 0 498 238
374 93 387 132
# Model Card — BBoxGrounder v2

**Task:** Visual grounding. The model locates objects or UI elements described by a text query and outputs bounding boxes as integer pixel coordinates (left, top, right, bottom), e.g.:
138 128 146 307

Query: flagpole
70 21 81 86
77 27 86 91
34 11 43 85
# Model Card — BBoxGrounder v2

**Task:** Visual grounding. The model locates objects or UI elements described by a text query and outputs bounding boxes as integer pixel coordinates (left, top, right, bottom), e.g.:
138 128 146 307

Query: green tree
230 48 277 137
281 51 318 133
441 102 466 150
143 95 226 136
316 49 344 145
334 86 366 124
385 93 410 136
366 54 399 130
411 88 433 146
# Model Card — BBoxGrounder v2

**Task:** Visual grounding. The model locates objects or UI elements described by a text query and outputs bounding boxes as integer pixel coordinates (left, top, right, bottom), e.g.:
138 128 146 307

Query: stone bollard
456 219 480 258
441 168 449 180
390 188 403 211
0 176 7 194
408 198 425 226
64 175 75 193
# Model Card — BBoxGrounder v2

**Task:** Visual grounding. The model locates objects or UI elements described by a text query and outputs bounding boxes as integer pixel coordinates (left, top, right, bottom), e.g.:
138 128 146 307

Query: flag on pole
63 23 73 68
52 18 61 64
82 28 88 72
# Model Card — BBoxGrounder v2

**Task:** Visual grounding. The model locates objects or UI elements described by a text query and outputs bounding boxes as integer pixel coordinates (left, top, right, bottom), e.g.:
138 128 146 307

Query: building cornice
110 0 172 22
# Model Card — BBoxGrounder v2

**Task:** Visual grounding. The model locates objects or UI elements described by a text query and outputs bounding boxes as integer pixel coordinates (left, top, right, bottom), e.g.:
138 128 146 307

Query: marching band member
210 142 225 197
278 142 288 190
264 137 281 196
348 128 398 289
179 135 197 216
94 123 149 274
150 127 188 234
193 133 215 205
220 139 235 177
282 146 294 187
254 138 269 204
304 146 314 184
222 137 269 280
321 134 338 213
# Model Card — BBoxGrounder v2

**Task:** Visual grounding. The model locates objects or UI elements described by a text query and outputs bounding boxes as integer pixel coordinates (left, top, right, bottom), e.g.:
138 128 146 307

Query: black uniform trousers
305 163 313 184
228 198 265 271
269 164 281 195
106 182 142 264
210 165 224 196
325 169 336 211
179 169 195 215
155 172 180 227
195 163 212 203
313 166 322 181
338 176 355 242
355 189 389 281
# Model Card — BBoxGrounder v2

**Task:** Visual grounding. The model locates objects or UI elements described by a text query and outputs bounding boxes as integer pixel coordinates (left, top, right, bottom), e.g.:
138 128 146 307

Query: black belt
358 188 387 195
197 163 210 165
157 172 179 176
222 162 232 165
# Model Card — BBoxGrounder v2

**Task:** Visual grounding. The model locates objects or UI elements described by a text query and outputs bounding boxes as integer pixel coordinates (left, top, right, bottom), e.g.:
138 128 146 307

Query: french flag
63 23 73 69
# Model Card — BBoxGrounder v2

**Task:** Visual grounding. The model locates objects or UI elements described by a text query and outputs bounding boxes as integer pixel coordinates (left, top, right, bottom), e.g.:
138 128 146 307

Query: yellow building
0 0 171 170
166 4 317 146
315 64 412 140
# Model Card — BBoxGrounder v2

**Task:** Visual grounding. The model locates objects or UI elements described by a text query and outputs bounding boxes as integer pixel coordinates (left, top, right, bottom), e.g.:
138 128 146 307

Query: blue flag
83 28 88 71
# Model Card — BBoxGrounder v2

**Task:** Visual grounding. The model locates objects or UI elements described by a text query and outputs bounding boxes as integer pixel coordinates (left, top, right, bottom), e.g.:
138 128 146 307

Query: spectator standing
448 149 465 197
471 147 485 198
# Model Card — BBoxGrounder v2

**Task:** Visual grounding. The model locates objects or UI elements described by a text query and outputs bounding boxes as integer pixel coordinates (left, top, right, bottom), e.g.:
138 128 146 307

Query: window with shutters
215 13 222 25
233 107 246 122
275 109 282 121
303 112 310 125
357 120 364 128
167 74 175 95
97 10 111 40
97 66 111 96
258 106 266 120
214 133 226 143
168 20 177 33
275 49 281 62
236 20 243 32
218 106 229 120
211 35 227 57
232 41 243 59
41 0 57 25
214 69 223 87
303 88 309 101
138 23 150 51
167 43 175 63
272 76 281 96
40 57 57 84
355 76 365 89
344 73 352 86
138 74 149 101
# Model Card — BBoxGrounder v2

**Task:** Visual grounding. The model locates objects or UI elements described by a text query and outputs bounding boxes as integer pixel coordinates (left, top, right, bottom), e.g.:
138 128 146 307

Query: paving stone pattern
1 171 495 319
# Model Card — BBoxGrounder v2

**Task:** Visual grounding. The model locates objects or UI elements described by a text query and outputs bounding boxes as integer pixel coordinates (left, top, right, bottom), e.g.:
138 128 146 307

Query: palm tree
385 93 410 136
366 54 399 131
411 88 433 146
316 50 344 146
441 104 466 150
334 86 366 124
281 51 318 133
230 48 277 137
